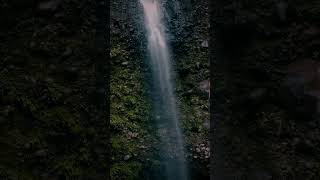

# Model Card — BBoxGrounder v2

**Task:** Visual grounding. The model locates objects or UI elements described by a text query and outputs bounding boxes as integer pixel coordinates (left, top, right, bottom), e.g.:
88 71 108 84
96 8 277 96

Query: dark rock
64 67 78 81
121 61 129 66
305 161 313 169
0 116 7 124
279 59 320 118
203 120 210 129
199 80 210 94
124 155 131 161
295 139 314 154
201 40 208 48
34 149 47 157
8 65 15 70
304 26 320 37
62 47 73 58
249 88 268 103
37 0 62 13
275 1 288 22
24 143 31 149
2 106 14 117
10 0 35 9
187 89 193 94
54 12 65 18
196 62 200 69
62 88 72 94
49 64 56 70
29 41 36 48
177 68 190 77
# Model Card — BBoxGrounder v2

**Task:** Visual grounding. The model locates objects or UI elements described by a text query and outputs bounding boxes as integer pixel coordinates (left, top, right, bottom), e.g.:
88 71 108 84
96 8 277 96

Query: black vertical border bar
209 0 214 177
210 0 220 178
96 0 110 179
210 0 233 180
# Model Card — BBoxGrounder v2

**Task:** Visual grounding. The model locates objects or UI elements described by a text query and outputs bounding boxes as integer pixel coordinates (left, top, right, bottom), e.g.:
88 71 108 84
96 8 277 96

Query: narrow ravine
140 0 188 179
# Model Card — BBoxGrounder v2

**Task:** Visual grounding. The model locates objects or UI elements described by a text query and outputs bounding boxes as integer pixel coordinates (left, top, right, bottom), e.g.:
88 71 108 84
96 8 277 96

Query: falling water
140 0 188 179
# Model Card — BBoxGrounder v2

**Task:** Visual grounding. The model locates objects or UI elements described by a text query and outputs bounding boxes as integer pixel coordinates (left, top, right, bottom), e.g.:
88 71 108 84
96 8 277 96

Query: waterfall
140 0 188 179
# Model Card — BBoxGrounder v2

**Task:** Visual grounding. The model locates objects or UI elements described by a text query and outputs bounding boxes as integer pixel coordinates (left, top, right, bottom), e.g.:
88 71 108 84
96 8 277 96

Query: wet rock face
281 59 320 118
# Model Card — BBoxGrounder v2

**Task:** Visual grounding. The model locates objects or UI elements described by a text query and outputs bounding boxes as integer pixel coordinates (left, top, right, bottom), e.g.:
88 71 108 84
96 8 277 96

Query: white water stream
140 0 188 179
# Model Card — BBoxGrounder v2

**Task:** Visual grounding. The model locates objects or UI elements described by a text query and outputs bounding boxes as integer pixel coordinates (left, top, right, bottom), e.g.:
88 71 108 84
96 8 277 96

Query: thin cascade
140 0 188 179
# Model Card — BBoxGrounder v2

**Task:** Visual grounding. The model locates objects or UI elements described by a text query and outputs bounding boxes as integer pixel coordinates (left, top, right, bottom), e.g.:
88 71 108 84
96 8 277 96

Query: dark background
0 0 109 179
211 0 320 179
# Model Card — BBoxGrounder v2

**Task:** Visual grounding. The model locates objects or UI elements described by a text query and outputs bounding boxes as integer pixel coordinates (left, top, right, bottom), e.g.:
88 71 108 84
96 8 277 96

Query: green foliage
110 34 154 180
111 162 142 180
111 136 136 155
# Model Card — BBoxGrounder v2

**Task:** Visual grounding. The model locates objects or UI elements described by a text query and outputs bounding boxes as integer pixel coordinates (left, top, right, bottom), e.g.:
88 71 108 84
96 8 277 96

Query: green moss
175 42 210 170
110 33 155 179
111 114 129 130
111 135 136 154
111 162 142 180
111 44 129 61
